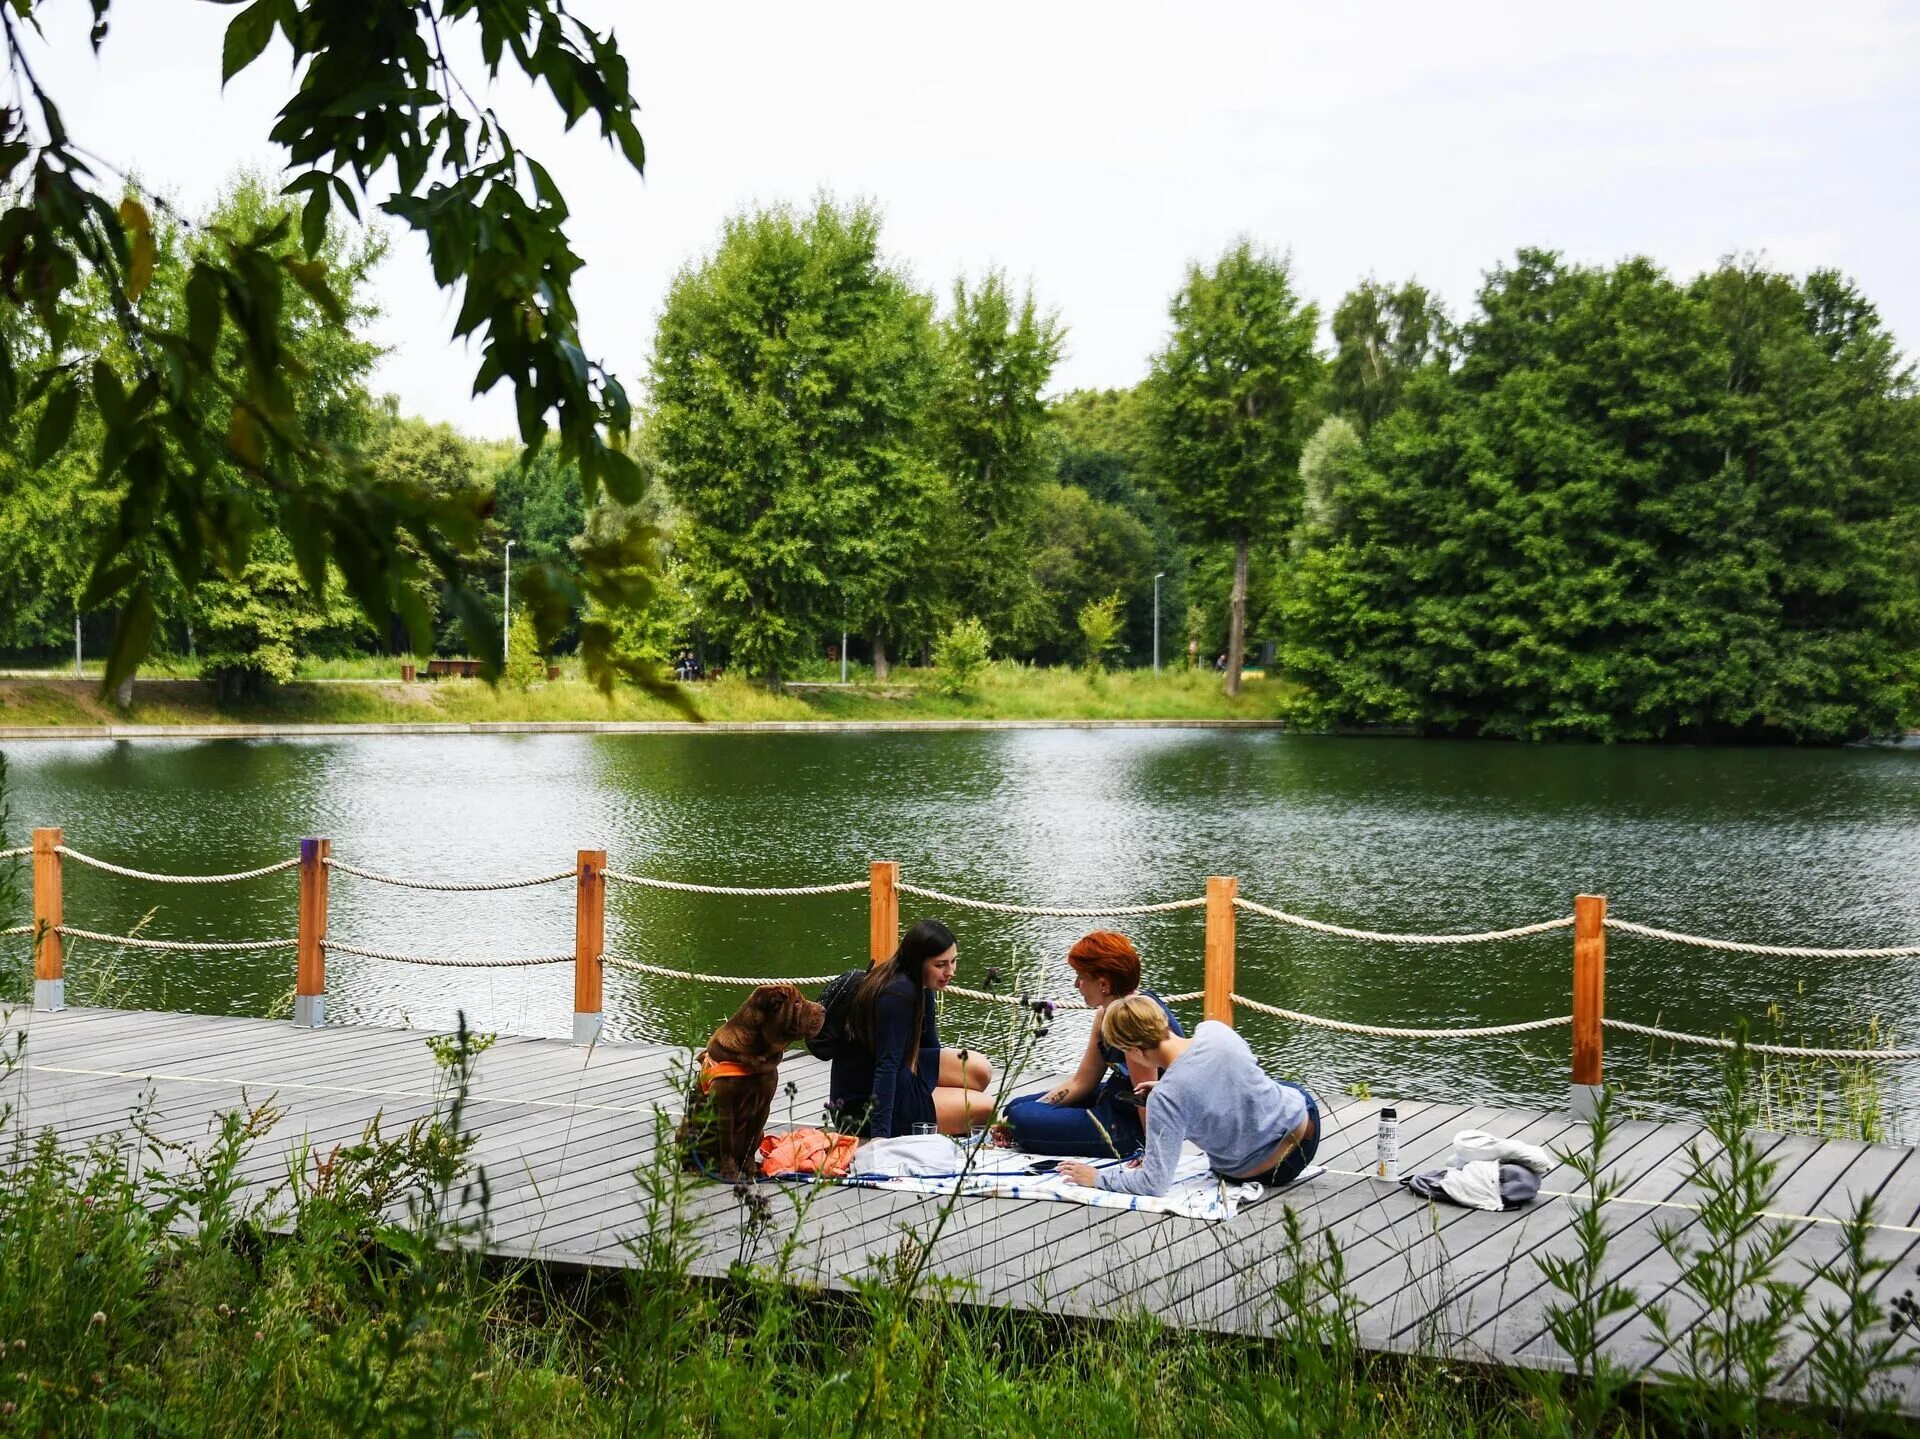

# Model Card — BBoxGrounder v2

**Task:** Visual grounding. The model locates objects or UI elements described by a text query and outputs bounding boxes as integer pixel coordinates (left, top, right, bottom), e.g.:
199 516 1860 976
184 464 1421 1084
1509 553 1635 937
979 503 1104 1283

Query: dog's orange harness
697 1050 756 1095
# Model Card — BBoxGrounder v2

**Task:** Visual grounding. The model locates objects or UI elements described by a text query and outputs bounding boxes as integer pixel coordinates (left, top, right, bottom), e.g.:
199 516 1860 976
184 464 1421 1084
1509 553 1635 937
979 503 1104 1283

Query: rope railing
1234 896 1576 945
56 926 295 953
1603 1018 1920 1062
1605 917 1920 960
324 858 576 892
322 939 572 969
55 846 299 885
19 824 1920 1081
898 882 1207 919
604 870 867 898
1232 992 1574 1039
604 955 844 986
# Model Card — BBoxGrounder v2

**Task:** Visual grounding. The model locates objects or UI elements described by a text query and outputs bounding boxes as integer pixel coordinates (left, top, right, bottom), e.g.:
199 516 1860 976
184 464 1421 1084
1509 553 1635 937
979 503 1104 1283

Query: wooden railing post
869 861 900 965
31 827 62 1011
575 849 606 1046
1571 893 1606 1120
295 838 329 1028
1204 875 1238 1027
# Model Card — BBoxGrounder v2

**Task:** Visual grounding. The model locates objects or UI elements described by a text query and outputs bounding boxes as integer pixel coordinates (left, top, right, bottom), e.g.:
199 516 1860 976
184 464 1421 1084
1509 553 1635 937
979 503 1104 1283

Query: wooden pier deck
6 1006 1918 1409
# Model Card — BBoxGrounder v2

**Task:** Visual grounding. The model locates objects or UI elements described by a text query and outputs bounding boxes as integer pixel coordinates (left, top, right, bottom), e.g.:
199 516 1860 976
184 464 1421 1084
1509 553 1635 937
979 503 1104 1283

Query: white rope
1606 918 1920 960
1603 1019 1920 1062
939 985 1207 1008
0 846 28 861
54 847 299 885
0 924 31 938
603 955 842 986
1231 992 1573 1039
1234 897 1575 945
56 926 295 953
604 870 867 898
897 882 1208 918
321 939 572 969
324 858 576 893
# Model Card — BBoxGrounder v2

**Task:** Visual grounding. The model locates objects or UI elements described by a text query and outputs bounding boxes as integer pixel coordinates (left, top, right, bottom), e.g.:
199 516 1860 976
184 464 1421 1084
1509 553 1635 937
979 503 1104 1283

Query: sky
22 1 1920 439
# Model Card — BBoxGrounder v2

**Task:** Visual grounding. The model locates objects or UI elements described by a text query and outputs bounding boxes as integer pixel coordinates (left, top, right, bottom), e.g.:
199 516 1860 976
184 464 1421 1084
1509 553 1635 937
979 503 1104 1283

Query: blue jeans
1003 1088 1144 1158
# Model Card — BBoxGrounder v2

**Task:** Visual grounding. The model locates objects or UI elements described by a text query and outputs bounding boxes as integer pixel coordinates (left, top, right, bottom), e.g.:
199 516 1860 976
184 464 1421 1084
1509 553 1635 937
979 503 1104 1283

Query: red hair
1066 931 1141 997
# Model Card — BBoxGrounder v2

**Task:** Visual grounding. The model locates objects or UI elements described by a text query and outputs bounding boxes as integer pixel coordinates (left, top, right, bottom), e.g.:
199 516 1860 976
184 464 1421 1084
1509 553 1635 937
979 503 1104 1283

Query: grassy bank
1 1025 1912 1436
0 663 1290 729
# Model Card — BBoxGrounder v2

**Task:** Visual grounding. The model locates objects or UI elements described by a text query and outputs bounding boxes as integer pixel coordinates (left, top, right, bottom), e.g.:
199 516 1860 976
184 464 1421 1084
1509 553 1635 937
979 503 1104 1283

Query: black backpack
806 967 868 1060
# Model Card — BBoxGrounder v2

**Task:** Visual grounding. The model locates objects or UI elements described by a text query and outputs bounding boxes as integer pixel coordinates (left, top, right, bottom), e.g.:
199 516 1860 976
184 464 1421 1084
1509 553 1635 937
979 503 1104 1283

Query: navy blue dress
827 972 940 1139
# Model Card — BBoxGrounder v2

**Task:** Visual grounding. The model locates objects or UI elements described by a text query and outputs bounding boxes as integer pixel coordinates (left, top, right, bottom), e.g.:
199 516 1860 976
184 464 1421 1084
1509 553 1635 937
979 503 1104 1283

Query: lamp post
502 539 514 668
1153 572 1166 676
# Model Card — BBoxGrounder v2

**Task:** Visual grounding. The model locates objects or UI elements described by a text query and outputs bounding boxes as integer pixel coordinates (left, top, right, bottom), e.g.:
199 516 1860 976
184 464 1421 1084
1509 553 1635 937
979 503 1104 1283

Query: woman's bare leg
933 1047 992 1091
933 1085 997 1135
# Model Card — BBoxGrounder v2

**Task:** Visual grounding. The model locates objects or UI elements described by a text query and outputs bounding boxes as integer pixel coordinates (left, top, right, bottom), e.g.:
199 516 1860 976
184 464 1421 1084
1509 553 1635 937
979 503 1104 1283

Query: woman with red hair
1000 930 1185 1157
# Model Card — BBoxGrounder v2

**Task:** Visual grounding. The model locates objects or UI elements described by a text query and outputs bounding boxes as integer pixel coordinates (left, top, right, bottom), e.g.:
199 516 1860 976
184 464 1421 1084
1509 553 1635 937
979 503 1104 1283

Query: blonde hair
1100 993 1171 1055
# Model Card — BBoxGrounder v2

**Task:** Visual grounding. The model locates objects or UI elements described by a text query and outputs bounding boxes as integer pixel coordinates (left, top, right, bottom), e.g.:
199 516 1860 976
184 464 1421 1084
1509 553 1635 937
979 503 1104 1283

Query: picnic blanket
835 1140 1324 1222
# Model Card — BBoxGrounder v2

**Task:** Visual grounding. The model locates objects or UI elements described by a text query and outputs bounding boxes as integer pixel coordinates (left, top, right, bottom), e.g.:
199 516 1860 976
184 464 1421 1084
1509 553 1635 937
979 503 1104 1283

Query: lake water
4 730 1918 1124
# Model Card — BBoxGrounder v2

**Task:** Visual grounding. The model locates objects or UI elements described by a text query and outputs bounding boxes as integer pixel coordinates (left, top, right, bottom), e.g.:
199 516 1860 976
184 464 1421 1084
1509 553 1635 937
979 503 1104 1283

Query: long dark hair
850 918 955 1074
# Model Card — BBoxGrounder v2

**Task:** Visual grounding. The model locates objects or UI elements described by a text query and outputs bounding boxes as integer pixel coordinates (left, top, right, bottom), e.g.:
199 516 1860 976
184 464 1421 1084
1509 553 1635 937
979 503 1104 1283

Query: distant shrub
1077 594 1123 674
505 611 545 691
932 617 991 697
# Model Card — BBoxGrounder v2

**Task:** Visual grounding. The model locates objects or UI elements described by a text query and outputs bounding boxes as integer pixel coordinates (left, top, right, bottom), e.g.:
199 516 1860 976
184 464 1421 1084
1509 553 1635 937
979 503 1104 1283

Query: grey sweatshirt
1097 1021 1309 1197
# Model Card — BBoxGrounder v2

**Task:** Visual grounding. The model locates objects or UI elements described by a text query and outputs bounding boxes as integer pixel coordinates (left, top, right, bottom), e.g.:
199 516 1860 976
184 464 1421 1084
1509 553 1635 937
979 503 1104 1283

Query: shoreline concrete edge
0 717 1290 741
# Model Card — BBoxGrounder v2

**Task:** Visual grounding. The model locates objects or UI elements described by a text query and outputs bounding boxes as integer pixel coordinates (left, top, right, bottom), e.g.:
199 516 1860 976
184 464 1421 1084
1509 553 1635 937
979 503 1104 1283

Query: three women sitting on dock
1001 931 1185 1157
1056 996 1321 1197
828 919 996 1139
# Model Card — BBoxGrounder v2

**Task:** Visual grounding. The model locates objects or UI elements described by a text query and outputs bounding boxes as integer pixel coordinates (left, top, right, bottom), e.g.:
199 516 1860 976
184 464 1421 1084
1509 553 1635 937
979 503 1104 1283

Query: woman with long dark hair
828 918 994 1139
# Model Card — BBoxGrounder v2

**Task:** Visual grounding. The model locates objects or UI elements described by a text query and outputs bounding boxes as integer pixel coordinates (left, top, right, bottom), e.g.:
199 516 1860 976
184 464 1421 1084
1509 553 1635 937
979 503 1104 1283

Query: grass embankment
1 1026 1912 1436
0 662 1289 728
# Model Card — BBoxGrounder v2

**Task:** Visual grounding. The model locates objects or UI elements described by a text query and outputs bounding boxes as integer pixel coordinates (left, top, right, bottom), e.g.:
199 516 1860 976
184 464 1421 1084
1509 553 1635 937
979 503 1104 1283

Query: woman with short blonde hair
1056 996 1320 1197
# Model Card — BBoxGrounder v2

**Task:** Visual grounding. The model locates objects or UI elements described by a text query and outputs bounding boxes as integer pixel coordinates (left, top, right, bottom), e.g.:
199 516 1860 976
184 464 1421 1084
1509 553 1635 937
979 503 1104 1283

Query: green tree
931 271 1064 638
1145 241 1321 694
1278 251 1920 741
197 536 369 698
651 198 944 680
504 610 545 691
1327 279 1454 434
1076 593 1124 674
931 616 991 697
0 0 658 697
1020 483 1156 663
1296 415 1364 548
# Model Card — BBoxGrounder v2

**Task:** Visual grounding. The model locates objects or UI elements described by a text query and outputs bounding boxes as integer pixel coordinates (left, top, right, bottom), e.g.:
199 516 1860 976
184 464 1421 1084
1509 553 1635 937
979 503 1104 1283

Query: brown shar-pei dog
677 983 826 1183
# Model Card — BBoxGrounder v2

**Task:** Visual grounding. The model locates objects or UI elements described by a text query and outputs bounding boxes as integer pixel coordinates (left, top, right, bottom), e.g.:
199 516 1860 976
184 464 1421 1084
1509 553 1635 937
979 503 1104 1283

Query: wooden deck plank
8 1004 1918 1414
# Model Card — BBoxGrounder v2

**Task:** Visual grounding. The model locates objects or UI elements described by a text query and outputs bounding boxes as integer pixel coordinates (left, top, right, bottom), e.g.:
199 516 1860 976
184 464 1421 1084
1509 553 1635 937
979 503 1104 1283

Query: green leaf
33 376 79 465
91 357 127 431
186 266 223 360
300 187 326 258
117 195 154 300
227 405 264 469
100 582 155 704
221 0 276 84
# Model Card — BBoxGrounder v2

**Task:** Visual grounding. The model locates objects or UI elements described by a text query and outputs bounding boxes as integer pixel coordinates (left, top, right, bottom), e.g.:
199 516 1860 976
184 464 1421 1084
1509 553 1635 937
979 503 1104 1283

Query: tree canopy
1146 241 1321 693
0 0 657 695
1279 251 1920 741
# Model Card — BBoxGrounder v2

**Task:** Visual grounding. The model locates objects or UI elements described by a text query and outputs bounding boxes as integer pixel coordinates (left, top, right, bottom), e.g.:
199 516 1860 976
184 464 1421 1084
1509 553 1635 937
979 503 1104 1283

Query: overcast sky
23 1 1920 438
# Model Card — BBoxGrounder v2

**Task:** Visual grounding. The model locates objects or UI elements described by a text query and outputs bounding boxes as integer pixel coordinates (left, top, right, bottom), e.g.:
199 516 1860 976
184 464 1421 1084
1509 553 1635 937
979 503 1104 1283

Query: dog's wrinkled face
737 983 826 1048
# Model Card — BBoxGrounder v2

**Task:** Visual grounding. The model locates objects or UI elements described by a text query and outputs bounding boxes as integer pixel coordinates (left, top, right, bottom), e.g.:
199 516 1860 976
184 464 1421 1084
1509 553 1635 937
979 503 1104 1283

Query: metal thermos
1376 1106 1400 1181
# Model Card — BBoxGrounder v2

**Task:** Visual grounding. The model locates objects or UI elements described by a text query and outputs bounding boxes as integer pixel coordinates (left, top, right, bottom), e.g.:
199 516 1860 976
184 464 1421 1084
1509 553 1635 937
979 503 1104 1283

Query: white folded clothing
853 1134 968 1177
1450 1129 1554 1176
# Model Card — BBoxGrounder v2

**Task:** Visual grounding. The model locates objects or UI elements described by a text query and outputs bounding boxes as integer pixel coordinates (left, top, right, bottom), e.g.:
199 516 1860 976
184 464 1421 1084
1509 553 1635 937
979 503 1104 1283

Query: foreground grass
0 662 1291 728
